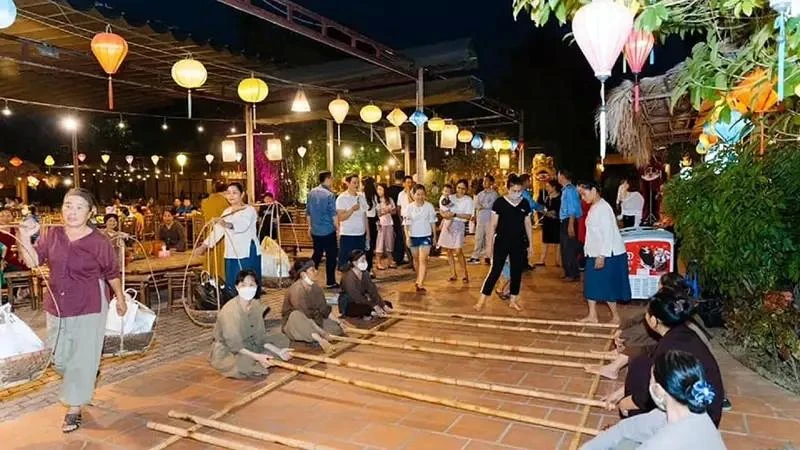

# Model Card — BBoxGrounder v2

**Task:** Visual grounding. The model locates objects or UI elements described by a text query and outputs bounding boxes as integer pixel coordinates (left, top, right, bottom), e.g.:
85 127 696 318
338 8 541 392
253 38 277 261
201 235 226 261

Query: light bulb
230 126 237 133
1 101 11 117
161 120 169 130
197 125 205 133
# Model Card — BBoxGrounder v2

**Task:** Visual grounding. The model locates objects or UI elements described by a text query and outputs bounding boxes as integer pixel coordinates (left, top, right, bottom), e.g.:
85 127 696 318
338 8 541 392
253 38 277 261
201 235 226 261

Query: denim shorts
409 235 433 248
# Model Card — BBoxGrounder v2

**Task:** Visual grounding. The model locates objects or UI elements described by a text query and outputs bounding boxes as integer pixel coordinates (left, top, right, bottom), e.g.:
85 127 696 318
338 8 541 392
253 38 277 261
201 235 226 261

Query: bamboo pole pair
148 422 261 450
391 308 619 329
148 318 400 450
149 411 340 450
290 351 607 408
568 337 615 450
266 358 599 436
390 315 614 339
329 334 587 369
344 327 615 361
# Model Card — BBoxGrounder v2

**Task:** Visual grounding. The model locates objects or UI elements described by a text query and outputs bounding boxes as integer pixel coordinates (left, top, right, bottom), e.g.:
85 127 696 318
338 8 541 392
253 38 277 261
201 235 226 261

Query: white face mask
301 273 315 286
237 286 257 301
356 260 368 271
649 383 667 411
508 192 522 202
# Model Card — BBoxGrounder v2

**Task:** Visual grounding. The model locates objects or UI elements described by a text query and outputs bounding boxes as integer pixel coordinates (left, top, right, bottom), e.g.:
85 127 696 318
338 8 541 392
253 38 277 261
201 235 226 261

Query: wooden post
245 105 256 203
415 67 425 182
403 131 411 175
326 119 334 173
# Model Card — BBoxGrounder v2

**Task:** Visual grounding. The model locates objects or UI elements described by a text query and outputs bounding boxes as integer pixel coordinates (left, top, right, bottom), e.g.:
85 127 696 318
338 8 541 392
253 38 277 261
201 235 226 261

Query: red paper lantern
90 27 128 110
9 156 22 167
623 29 654 113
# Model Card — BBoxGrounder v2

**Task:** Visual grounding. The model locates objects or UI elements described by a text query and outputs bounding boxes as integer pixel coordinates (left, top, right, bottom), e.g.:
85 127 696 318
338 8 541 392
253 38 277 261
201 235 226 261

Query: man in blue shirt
306 171 339 288
558 169 582 281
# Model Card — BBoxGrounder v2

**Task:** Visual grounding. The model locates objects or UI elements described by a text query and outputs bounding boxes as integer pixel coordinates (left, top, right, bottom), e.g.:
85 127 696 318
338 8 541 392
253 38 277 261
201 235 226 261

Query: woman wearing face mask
609 290 724 427
339 250 394 319
581 350 724 450
281 259 344 353
475 174 534 312
209 269 291 379
17 188 127 433
195 182 262 294
403 184 438 293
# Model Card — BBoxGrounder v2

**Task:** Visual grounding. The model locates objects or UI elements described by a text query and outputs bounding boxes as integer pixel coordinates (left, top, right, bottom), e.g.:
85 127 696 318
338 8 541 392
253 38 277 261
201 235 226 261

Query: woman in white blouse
196 182 262 294
618 177 644 228
437 179 474 283
403 184 437 293
578 181 631 324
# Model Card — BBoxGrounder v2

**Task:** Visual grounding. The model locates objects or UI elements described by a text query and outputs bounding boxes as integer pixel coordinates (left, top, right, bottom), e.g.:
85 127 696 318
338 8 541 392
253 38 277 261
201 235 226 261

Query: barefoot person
281 259 344 353
475 174 534 312
339 250 393 319
577 180 630 324
437 179 473 283
18 188 127 433
210 269 291 378
402 184 438 293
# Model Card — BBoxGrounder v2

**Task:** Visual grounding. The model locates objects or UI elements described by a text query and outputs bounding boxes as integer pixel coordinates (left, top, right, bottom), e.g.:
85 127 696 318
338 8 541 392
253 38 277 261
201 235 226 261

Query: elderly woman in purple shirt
18 188 127 434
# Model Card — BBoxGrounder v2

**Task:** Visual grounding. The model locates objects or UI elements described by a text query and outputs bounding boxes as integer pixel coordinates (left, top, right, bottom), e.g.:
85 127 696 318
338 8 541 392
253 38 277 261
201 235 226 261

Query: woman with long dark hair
437 179 473 283
362 177 379 275
374 183 396 270
475 174 533 312
536 179 561 267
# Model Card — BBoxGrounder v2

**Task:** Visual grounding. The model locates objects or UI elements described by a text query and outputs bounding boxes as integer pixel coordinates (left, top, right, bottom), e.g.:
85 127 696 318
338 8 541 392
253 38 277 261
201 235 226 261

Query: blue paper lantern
704 110 753 145
408 109 428 128
509 139 518 151
470 134 484 149
0 0 17 29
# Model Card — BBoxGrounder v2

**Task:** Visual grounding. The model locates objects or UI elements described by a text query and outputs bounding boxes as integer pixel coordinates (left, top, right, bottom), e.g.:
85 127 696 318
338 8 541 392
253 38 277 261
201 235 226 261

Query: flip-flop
62 413 82 433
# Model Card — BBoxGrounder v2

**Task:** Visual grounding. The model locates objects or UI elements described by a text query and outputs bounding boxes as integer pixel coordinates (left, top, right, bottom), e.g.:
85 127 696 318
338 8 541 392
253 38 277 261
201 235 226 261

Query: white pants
471 219 492 259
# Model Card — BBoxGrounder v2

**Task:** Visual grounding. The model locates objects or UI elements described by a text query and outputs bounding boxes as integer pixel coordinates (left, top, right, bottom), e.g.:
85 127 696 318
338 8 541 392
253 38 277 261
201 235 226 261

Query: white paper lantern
499 152 511 169
0 0 17 30
386 108 407 127
221 139 237 162
385 127 402 151
150 155 160 165
297 146 307 158
266 138 283 161
205 154 214 164
440 124 458 149
125 155 134 165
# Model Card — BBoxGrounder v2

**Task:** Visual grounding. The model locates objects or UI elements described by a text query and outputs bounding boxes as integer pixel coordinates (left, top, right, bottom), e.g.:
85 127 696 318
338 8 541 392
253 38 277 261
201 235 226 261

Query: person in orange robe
201 182 229 278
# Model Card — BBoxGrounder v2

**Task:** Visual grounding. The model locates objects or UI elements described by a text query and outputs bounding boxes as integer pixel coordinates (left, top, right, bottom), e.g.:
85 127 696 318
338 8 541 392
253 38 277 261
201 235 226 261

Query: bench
277 223 315 254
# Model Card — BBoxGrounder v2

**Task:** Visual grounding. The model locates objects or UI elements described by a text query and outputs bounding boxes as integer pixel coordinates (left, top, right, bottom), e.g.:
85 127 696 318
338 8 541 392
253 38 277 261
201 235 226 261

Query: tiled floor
2 237 800 449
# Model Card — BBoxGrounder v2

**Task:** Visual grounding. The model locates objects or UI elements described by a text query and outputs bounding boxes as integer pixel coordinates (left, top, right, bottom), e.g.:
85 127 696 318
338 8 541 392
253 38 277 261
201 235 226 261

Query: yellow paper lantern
101 153 110 164
491 139 503 152
502 139 512 150
427 116 445 132
221 139 237 162
44 155 55 167
440 124 459 149
385 127 402 151
482 139 493 151
386 108 407 127
328 97 349 124
237 75 269 103
499 152 511 169
457 129 474 143
266 138 283 161
171 57 207 118
359 104 382 124
176 153 188 167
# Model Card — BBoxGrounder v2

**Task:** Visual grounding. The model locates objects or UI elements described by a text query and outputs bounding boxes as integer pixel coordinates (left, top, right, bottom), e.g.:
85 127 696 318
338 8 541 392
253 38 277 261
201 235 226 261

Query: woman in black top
475 174 533 312
362 177 379 274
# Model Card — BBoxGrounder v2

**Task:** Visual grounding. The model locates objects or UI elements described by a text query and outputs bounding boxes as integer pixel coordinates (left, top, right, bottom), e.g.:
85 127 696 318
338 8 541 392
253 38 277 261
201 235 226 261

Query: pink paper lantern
572 0 633 161
624 29 655 113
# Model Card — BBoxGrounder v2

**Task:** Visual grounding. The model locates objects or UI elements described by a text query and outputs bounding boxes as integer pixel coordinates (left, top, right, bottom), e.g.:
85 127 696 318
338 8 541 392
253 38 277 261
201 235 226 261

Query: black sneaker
326 282 341 289
722 397 732 411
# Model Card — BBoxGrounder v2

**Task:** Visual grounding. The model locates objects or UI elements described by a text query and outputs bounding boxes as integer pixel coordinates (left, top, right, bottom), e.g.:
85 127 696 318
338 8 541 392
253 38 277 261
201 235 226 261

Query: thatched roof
599 64 697 167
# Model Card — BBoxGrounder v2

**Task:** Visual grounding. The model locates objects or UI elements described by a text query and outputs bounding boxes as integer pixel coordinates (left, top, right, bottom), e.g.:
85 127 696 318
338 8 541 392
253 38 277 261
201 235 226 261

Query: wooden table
125 252 203 275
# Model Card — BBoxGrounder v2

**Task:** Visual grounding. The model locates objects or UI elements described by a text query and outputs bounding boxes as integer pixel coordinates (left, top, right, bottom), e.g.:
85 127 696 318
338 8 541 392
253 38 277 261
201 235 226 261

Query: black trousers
311 232 338 286
622 215 636 228
391 214 405 264
480 235 527 296
367 216 378 272
560 219 580 279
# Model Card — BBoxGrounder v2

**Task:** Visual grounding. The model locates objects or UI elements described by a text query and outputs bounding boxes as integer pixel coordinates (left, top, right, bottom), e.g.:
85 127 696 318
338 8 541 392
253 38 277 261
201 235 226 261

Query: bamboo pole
391 309 619 329
267 359 599 436
343 327 614 361
568 338 614 450
290 351 607 408
148 318 400 450
168 411 340 450
390 315 614 339
148 422 262 450
329 335 587 369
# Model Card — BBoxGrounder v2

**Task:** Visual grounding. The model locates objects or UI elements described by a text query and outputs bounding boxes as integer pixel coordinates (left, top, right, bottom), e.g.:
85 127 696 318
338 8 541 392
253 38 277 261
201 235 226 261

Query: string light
161 118 168 130
230 124 237 133
284 135 291 141
197 124 205 133
1 100 11 117
342 145 353 158
117 114 126 129
61 115 79 132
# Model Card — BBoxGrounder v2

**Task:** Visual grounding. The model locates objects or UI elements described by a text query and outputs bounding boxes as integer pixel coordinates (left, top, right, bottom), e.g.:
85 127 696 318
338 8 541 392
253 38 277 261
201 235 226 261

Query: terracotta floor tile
351 422 418 449
463 441 526 450
399 407 461 432
501 423 565 449
719 411 748 434
401 430 469 450
722 432 791 450
446 413 511 442
743 414 800 441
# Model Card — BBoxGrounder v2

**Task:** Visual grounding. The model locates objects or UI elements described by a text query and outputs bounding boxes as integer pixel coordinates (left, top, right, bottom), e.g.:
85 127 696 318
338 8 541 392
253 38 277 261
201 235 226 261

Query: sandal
462 277 469 283
415 284 427 294
62 413 82 433
448 276 457 282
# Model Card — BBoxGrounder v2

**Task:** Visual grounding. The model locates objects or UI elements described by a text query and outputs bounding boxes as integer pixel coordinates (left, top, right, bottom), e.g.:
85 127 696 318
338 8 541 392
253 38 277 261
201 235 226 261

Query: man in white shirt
336 174 369 271
394 175 416 268
469 175 498 264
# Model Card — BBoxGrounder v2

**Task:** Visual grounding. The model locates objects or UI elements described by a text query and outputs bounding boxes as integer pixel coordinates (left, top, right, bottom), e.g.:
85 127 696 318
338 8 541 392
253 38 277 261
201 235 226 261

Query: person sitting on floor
604 290 725 427
581 350 725 450
209 269 291 379
281 258 344 353
339 249 394 320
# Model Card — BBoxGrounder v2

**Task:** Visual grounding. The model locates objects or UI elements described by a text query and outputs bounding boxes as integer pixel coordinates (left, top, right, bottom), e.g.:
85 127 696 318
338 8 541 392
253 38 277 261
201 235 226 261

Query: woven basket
0 348 50 390
102 331 155 357
182 297 217 328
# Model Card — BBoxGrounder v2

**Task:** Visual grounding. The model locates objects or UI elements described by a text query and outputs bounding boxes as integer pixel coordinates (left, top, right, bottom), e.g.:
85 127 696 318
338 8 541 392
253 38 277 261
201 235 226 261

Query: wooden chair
164 271 196 311
124 273 168 309
277 223 314 254
2 270 37 310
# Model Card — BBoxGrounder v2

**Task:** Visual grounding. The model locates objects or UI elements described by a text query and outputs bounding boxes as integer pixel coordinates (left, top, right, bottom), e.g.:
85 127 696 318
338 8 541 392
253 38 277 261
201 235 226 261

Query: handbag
193 271 237 311
0 304 44 358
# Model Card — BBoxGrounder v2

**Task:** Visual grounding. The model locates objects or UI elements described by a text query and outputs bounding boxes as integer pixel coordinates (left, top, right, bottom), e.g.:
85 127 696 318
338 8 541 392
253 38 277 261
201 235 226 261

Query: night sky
0 0 696 180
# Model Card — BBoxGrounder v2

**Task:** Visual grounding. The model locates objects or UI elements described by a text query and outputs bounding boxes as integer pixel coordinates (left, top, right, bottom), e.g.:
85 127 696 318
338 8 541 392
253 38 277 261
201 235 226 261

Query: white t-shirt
204 205 262 259
336 192 368 236
448 195 474 222
364 195 378 218
403 201 437 237
621 191 645 227
584 199 627 258
397 190 414 217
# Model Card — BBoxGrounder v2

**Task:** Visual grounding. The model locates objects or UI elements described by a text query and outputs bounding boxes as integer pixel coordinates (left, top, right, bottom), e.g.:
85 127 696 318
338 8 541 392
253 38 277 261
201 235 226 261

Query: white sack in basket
261 237 291 278
105 289 138 335
0 304 45 358
128 303 156 335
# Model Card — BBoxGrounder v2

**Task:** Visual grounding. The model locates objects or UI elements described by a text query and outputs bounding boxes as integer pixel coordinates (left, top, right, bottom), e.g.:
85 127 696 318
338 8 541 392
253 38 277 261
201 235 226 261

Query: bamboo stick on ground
386 315 613 339
344 326 614 361
168 411 340 450
148 318 400 450
148 422 262 450
329 334 587 369
392 309 619 329
569 337 614 450
290 351 607 408
267 359 599 436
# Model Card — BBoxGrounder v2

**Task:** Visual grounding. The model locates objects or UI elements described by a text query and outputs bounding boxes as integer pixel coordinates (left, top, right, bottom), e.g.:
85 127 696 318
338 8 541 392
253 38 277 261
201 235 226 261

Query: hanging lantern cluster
572 0 633 162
